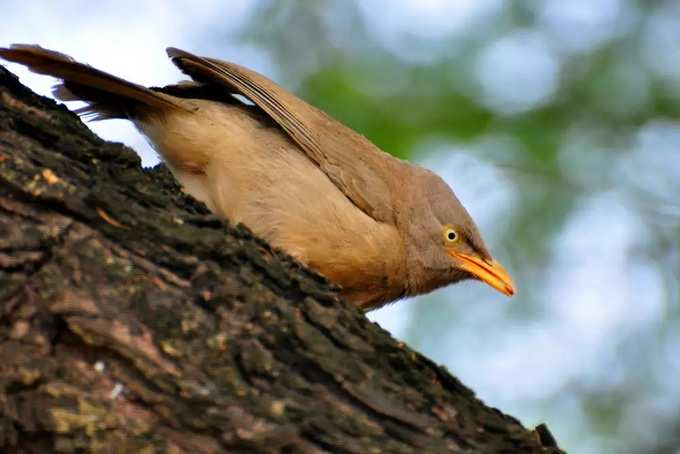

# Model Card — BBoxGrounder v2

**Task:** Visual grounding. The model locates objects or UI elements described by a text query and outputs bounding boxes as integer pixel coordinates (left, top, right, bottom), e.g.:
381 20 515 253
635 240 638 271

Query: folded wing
166 47 400 225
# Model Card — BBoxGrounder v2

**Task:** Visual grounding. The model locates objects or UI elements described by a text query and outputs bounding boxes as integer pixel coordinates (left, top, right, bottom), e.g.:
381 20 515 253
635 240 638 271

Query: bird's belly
140 100 404 306
208 146 404 306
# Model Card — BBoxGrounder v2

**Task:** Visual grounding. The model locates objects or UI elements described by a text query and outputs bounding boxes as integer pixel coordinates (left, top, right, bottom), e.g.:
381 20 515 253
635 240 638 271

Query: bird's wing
166 47 399 224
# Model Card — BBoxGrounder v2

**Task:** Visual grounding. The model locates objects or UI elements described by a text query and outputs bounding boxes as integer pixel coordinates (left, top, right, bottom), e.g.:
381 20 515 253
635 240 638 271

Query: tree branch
0 67 562 454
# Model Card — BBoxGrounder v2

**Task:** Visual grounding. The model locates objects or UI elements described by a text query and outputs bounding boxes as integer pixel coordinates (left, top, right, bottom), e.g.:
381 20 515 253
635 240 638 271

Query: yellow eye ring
444 227 459 244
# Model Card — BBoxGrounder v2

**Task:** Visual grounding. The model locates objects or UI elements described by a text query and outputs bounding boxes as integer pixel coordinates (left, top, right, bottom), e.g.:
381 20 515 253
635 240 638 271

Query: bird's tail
0 44 186 120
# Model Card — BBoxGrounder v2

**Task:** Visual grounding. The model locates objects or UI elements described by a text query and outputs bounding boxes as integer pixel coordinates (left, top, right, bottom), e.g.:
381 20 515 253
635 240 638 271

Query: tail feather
0 44 186 119
52 81 132 120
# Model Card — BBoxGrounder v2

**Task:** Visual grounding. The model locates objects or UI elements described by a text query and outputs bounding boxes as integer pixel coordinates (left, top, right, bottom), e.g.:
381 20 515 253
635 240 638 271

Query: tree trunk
0 67 563 454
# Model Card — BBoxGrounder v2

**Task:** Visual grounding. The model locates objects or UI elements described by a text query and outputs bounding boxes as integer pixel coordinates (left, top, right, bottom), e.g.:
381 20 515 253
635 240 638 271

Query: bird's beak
449 251 516 296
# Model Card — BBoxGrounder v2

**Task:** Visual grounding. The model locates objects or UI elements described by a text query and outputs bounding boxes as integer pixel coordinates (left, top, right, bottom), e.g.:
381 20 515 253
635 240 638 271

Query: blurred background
2 1 679 452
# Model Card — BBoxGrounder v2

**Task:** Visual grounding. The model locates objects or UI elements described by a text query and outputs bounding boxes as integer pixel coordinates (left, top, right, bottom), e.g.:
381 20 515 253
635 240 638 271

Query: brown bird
0 44 515 310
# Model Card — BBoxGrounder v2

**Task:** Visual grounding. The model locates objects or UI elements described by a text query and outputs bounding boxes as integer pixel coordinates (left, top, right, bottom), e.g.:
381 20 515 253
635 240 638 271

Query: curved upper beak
449 251 516 297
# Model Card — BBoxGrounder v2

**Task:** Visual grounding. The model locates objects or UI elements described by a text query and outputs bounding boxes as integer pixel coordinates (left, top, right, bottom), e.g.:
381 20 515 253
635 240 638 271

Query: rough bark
0 66 563 454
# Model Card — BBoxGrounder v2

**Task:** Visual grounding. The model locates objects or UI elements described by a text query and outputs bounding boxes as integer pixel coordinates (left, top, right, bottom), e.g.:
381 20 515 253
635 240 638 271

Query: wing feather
166 47 400 224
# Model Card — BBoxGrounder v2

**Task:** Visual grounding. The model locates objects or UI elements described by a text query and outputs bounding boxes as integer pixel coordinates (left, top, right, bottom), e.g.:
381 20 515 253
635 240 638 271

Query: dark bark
0 66 563 454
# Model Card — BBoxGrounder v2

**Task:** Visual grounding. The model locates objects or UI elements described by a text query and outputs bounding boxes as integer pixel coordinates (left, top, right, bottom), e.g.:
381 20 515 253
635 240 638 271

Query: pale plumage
0 44 515 309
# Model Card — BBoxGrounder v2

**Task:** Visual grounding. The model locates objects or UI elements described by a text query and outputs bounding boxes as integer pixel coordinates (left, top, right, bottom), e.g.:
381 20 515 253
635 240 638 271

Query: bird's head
403 167 516 298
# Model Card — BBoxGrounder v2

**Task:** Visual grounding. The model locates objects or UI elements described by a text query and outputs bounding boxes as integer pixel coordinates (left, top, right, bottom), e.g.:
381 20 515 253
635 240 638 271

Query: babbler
0 44 515 310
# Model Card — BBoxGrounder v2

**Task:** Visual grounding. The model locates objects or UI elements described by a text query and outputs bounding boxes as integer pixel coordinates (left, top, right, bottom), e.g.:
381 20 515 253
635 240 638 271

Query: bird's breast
138 98 407 308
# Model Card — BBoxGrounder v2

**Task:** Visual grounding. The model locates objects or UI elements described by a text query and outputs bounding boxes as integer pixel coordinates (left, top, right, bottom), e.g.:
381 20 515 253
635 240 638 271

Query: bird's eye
444 227 459 244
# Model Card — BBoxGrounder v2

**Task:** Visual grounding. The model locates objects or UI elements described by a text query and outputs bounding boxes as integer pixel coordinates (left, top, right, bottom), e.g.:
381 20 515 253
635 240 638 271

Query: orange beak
449 251 516 296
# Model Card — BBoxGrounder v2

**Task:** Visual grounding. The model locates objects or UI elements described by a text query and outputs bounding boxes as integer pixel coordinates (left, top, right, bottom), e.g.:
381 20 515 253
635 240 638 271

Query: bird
0 44 515 310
